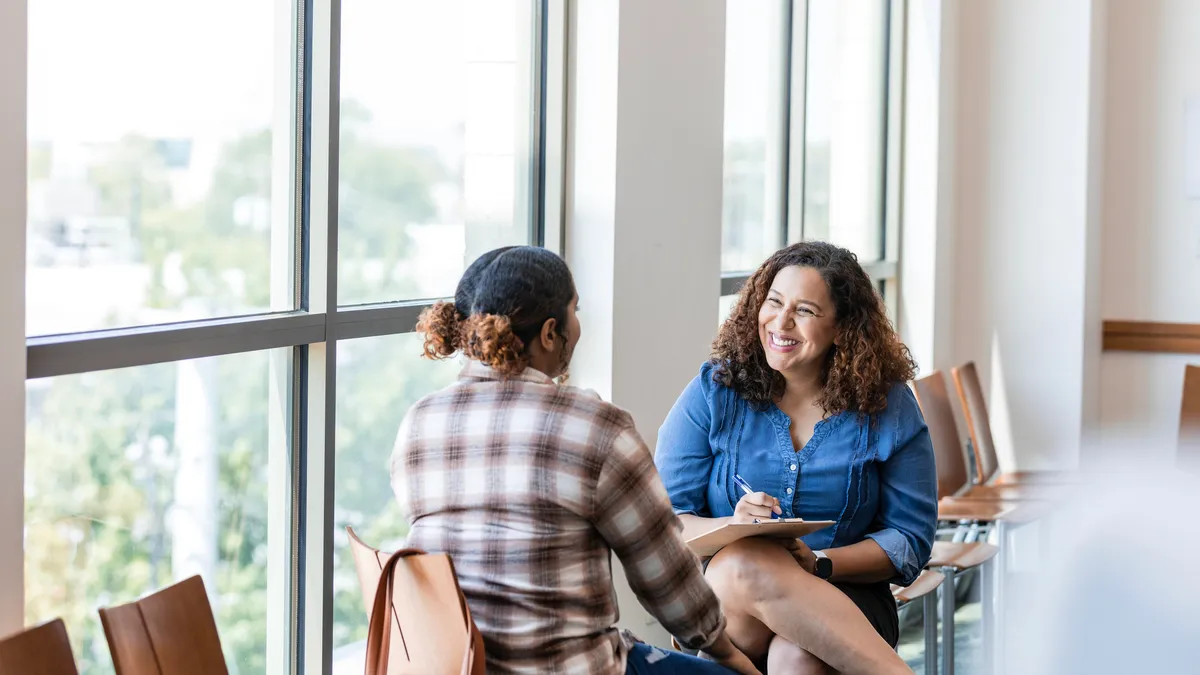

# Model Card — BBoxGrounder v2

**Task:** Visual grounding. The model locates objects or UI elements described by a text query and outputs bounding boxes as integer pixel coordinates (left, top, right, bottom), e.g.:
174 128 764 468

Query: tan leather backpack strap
457 592 486 675
364 549 428 675
447 557 486 675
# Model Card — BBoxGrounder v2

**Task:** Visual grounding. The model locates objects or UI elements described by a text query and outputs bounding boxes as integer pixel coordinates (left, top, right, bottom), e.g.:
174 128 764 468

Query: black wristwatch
813 550 833 580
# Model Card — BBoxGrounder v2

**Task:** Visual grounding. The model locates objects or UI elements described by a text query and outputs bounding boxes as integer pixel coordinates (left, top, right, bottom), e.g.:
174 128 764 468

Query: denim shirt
655 362 938 586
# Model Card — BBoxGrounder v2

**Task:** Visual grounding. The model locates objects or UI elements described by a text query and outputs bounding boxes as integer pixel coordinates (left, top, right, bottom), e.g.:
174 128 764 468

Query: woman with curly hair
656 241 937 675
392 246 760 675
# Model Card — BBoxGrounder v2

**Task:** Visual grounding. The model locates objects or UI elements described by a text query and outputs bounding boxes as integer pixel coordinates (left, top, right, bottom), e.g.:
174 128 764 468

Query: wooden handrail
1102 321 1200 354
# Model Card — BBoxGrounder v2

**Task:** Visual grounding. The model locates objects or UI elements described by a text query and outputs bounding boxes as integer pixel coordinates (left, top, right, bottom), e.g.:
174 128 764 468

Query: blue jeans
625 643 738 674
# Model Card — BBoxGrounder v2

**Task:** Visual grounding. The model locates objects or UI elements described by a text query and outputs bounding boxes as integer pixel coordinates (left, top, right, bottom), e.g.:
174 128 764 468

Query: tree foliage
25 101 457 673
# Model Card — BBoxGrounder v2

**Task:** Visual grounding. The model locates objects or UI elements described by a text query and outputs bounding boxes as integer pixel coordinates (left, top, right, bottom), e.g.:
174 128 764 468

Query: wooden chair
892 569 943 670
913 373 1058 675
912 372 1058 504
0 618 79 675
1180 364 1200 473
346 528 484 674
891 568 945 607
346 526 406 665
99 575 229 675
922 542 1000 675
951 361 1077 485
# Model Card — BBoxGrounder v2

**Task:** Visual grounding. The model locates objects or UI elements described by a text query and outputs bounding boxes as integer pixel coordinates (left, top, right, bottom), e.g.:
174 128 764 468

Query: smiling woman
655 241 935 675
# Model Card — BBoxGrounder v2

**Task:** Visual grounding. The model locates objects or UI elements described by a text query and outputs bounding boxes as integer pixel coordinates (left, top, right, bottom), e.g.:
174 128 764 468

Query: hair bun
460 314 527 376
417 302 463 359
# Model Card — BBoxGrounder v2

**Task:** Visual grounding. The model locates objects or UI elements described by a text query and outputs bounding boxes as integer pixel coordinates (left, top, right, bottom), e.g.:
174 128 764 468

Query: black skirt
829 580 900 648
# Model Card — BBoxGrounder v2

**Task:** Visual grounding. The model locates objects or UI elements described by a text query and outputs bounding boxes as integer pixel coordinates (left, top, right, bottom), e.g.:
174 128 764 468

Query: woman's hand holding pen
730 491 781 524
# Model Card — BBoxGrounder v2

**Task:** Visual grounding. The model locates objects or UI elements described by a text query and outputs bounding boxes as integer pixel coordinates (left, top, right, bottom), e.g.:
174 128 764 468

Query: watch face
815 556 834 579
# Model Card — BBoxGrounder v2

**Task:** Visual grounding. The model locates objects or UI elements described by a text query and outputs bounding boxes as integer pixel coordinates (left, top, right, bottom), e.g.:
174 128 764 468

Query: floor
896 561 988 675
898 601 983 674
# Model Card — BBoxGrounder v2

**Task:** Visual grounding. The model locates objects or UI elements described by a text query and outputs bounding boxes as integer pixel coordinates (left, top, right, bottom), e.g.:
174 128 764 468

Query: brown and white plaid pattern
390 361 725 675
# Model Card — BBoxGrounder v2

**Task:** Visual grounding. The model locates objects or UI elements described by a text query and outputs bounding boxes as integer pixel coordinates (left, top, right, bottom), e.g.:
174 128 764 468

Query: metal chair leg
994 521 1009 675
924 589 939 675
981 554 995 675
941 566 957 675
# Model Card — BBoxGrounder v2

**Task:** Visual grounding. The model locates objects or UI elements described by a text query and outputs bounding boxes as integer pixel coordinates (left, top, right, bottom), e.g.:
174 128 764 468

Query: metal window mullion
299 0 339 672
288 0 315 672
333 301 439 340
786 0 810 244
25 312 326 379
721 273 750 297
527 0 548 246
882 0 908 329
773 0 795 251
540 0 569 255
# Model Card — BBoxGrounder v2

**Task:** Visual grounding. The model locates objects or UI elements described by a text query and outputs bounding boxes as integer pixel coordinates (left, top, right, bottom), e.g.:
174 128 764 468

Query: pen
733 474 780 519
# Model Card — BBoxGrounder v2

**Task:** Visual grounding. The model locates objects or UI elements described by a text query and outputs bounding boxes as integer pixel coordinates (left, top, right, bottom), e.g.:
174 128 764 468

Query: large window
23 0 562 672
25 352 289 673
26 0 294 336
720 0 901 316
721 1 790 274
338 0 541 305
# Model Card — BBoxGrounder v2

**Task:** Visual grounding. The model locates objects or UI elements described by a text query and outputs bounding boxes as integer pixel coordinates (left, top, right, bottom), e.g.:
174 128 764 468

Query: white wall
0 0 26 634
567 0 725 647
945 0 1104 473
1098 0 1200 463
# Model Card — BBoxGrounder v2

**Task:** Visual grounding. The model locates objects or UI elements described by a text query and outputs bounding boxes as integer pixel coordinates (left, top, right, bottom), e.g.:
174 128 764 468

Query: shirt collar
459 359 555 386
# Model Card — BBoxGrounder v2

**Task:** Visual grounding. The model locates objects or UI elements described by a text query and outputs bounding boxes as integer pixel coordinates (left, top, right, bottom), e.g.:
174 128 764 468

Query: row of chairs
912 360 1198 674
912 361 1069 675
0 575 227 675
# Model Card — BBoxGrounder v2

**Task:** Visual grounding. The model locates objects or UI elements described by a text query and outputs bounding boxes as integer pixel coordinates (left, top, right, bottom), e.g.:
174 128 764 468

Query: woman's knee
704 538 797 604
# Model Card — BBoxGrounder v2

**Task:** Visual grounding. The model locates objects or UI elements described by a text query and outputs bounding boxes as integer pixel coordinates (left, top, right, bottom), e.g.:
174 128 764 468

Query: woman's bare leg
704 538 909 675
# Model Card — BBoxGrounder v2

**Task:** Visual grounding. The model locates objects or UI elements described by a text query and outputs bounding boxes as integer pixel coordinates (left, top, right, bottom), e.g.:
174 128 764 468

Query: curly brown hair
713 241 915 415
416 246 576 377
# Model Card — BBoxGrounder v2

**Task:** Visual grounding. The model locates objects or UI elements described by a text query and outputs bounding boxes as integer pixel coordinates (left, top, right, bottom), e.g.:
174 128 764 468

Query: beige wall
1098 0 1200 463
942 0 1103 472
910 0 1198 470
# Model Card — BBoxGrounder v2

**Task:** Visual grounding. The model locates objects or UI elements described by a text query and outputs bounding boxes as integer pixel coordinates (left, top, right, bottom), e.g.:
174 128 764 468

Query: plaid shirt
390 361 725 674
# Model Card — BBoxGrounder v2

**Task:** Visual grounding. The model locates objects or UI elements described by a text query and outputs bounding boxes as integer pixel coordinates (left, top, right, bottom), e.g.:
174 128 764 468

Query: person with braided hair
390 246 758 675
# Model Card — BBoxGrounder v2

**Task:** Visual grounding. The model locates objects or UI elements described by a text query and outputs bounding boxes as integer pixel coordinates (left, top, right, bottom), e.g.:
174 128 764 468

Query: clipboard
685 519 835 557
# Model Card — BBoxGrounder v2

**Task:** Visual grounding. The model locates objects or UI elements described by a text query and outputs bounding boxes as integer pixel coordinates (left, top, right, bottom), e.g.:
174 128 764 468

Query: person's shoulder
877 380 928 445
406 378 467 412
883 380 920 413
695 360 731 396
553 384 637 429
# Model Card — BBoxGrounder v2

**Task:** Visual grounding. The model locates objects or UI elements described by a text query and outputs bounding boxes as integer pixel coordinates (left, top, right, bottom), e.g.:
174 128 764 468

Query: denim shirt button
786 487 793 494
789 463 797 471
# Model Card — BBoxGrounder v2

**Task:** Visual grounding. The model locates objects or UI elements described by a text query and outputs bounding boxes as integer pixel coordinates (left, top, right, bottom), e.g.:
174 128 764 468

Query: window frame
720 0 905 328
22 0 568 672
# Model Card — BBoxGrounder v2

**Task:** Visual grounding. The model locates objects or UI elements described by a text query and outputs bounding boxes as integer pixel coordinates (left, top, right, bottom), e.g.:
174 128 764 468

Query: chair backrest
1180 365 1200 473
347 526 406 665
0 619 79 675
912 372 970 499
99 575 229 675
951 361 998 484
347 527 484 675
